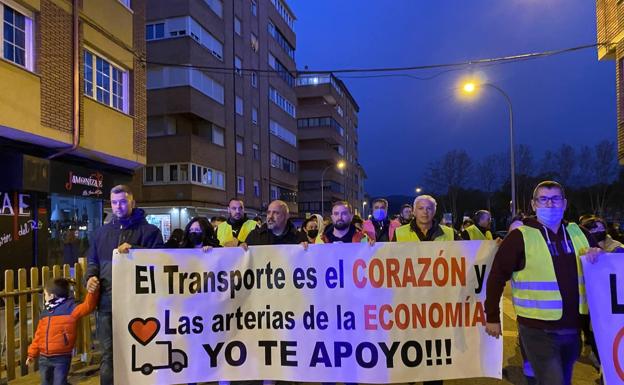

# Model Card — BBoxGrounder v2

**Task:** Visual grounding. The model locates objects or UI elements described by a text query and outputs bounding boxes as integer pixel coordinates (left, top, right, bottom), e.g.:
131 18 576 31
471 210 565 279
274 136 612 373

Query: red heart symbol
128 317 160 346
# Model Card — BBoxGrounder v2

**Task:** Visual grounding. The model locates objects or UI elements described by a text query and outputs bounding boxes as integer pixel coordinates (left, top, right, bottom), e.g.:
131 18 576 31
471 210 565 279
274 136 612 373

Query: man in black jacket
86 185 163 385
244 200 301 246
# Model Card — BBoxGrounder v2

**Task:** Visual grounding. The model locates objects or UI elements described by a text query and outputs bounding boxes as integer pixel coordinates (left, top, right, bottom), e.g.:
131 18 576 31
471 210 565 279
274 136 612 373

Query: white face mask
535 207 564 227
373 209 387 221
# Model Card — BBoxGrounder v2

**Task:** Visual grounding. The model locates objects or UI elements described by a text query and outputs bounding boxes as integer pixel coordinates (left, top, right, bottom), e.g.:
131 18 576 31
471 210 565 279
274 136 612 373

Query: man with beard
217 198 258 246
398 203 413 225
243 200 301 246
321 201 369 243
462 210 494 240
86 185 163 384
362 198 400 242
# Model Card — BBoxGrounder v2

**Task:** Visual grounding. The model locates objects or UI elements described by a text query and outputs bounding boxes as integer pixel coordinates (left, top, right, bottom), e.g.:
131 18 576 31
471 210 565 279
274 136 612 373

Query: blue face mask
535 207 564 227
373 209 387 221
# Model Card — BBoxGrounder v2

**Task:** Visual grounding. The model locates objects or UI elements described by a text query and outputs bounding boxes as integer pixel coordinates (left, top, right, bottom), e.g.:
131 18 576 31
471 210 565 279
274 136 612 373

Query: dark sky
289 0 616 196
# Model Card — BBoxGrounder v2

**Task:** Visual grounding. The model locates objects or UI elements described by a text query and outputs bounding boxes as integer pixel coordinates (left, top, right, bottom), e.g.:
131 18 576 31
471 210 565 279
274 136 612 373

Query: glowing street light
460 81 517 217
321 160 346 216
415 187 423 194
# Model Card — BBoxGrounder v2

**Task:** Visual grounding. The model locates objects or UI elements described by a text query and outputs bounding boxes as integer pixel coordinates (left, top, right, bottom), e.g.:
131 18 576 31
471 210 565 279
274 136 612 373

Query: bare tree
554 144 576 186
514 144 536 213
591 140 618 215
476 153 506 211
425 149 473 224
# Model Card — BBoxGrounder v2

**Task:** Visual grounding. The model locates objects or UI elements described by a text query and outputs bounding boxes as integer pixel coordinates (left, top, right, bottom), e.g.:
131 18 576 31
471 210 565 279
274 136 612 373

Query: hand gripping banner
112 241 502 384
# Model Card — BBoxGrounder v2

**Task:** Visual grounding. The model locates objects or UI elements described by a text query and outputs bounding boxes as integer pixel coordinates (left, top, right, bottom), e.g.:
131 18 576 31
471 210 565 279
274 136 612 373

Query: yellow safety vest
511 223 589 320
465 225 493 240
394 223 454 242
217 220 258 246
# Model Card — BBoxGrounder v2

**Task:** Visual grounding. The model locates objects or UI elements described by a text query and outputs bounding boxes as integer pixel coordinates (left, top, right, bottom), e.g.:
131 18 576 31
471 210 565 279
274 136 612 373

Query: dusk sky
289 0 616 196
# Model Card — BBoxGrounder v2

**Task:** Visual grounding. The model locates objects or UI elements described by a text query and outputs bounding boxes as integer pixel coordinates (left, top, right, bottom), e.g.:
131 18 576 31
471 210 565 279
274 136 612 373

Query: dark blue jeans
518 324 581 385
97 311 114 385
39 355 71 385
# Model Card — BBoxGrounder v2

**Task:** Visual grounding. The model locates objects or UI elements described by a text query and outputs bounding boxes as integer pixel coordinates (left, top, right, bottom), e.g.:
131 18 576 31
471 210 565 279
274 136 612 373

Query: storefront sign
64 171 104 197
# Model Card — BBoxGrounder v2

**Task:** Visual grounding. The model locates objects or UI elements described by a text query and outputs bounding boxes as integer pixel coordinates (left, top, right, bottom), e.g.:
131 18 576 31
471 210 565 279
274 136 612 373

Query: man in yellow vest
393 195 459 385
484 181 601 385
216 198 258 246
393 195 459 243
462 210 494 240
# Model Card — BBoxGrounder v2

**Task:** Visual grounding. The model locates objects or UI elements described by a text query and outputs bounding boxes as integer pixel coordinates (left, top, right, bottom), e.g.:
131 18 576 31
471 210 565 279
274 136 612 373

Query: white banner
112 241 502 384
582 253 624 385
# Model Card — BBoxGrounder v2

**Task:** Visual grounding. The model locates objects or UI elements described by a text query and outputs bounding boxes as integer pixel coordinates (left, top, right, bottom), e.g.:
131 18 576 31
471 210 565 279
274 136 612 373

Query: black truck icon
132 341 188 375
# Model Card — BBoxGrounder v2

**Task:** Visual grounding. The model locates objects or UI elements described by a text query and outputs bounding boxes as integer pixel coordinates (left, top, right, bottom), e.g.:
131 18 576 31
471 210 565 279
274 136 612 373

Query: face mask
373 209 387 221
307 229 319 239
189 232 203 246
592 231 607 242
535 207 564 227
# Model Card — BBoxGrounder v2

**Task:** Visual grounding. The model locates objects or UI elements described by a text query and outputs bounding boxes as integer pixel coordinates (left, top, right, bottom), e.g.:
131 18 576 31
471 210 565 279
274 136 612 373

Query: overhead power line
142 42 610 78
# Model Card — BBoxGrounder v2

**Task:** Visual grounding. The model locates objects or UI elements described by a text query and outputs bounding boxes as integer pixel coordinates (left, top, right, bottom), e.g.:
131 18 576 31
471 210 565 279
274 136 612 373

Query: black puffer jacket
86 208 163 311
245 220 302 245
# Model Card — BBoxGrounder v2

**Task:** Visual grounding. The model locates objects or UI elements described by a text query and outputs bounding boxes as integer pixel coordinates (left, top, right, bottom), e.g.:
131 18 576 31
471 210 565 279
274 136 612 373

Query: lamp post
320 160 346 216
362 201 367 218
462 82 517 217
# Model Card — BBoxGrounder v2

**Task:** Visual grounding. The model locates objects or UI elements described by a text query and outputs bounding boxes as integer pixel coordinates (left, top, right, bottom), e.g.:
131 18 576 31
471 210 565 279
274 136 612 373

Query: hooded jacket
86 208 163 312
28 291 99 358
321 224 367 243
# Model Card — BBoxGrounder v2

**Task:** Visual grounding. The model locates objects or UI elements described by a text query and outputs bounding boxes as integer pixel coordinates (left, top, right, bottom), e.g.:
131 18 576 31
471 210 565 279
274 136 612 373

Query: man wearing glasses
483 181 600 385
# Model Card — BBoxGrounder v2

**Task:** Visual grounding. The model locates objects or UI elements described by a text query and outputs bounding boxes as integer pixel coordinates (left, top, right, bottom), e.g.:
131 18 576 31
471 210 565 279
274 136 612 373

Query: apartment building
141 0 298 238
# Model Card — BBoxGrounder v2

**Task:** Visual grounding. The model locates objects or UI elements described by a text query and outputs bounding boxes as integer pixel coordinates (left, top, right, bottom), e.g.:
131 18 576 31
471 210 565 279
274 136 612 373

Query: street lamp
415 187 422 194
462 81 517 217
362 201 367 217
320 160 346 216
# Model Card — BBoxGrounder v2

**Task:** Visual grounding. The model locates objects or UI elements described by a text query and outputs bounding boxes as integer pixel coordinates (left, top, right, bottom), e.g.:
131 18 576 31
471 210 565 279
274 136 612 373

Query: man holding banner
485 181 600 385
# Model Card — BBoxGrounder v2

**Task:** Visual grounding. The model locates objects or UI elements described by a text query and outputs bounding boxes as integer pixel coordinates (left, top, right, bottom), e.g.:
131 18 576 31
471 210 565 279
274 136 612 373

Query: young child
26 278 99 385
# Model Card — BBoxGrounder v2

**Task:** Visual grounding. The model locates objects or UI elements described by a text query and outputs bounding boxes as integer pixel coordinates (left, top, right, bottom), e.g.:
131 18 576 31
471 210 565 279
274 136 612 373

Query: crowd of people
30 180 622 385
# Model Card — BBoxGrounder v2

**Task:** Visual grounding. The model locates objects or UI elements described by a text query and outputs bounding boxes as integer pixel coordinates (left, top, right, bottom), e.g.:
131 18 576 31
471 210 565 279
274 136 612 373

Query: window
1 3 32 70
252 143 260 160
270 120 296 147
268 53 294 87
269 0 295 30
270 185 297 203
251 107 258 125
251 71 257 88
169 164 178 181
212 125 224 146
147 66 225 104
145 167 154 182
234 17 241 36
204 0 223 18
250 33 259 52
297 116 344 136
236 136 244 155
84 49 128 113
251 0 257 16
336 105 344 117
237 176 245 194
118 0 131 8
234 56 242 76
236 96 243 115
155 166 164 182
146 23 164 40
147 17 223 60
147 116 176 137
253 180 260 197
270 152 296 174
268 87 295 117
267 22 294 59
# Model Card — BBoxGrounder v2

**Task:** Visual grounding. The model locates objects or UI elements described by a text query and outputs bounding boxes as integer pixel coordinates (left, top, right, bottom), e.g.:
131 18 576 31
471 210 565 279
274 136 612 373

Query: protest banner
583 253 624 385
112 241 502 384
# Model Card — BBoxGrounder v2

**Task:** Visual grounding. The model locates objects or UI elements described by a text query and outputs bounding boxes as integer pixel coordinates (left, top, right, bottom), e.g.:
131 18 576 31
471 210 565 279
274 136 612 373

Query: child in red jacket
26 278 99 385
